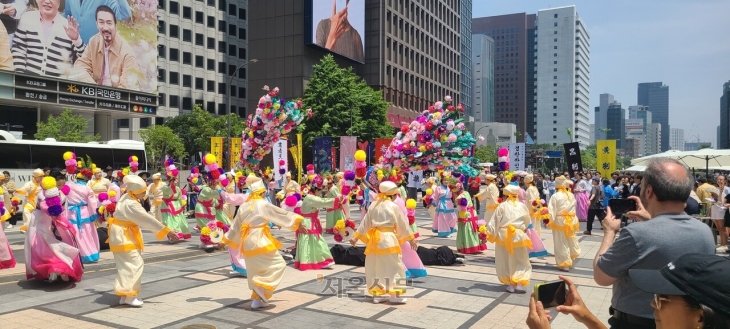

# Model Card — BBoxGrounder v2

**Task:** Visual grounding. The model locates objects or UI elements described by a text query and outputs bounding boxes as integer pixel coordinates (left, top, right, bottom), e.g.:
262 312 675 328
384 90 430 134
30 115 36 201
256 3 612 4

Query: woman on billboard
315 0 364 62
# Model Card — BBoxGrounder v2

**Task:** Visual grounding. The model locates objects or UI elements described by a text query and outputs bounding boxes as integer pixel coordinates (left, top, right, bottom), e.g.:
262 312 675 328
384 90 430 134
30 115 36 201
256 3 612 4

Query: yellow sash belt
549 211 579 237
364 226 395 255
108 218 144 251
239 223 282 254
486 204 498 210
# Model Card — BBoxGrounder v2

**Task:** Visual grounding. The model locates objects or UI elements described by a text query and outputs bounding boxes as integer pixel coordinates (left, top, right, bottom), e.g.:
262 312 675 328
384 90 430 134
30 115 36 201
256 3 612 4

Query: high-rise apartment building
719 81 730 149
647 123 662 155
629 105 652 133
137 0 249 140
535 6 591 147
669 128 684 151
594 93 615 140
460 0 473 117
638 82 669 151
472 13 536 142
625 119 646 157
472 34 495 122
606 102 625 149
249 0 460 126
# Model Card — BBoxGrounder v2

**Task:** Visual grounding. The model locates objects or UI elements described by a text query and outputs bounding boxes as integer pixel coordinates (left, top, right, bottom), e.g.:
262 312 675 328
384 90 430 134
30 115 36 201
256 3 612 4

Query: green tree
164 104 247 158
140 125 187 171
566 127 573 142
581 144 597 170
474 145 497 163
35 109 100 142
297 54 392 148
699 143 712 150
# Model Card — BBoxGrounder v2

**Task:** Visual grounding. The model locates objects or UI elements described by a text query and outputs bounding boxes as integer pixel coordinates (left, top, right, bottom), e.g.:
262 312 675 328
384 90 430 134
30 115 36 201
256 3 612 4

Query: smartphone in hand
534 280 567 308
609 198 637 218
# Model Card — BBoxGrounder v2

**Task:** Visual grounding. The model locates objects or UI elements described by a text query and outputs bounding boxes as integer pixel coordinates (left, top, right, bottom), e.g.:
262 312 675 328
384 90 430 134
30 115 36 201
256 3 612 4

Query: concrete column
94 113 112 141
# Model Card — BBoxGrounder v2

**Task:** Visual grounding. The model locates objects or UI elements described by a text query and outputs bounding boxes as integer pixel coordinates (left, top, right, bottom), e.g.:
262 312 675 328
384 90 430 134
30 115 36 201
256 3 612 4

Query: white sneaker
559 267 570 272
253 286 269 303
251 299 269 309
124 297 144 307
716 246 727 252
5 224 12 229
506 285 515 293
119 297 127 305
455 257 467 264
322 262 334 269
388 296 407 304
60 275 69 282
47 272 58 282
372 296 386 304
515 284 526 293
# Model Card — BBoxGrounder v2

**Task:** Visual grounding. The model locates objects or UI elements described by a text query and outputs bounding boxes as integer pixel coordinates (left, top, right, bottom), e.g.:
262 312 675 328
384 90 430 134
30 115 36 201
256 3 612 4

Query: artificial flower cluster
333 219 356 243
532 199 550 226
478 224 488 244
129 156 140 173
457 197 470 219
497 148 510 171
97 190 119 223
202 154 226 184
165 158 179 178
405 198 417 226
200 220 229 245
41 177 66 217
379 96 476 172
354 150 367 178
63 151 78 174
241 86 311 167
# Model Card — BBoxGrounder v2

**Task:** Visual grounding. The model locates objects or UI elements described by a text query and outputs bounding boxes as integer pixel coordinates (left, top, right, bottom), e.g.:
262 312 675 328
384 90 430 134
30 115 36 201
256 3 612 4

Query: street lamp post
226 59 258 170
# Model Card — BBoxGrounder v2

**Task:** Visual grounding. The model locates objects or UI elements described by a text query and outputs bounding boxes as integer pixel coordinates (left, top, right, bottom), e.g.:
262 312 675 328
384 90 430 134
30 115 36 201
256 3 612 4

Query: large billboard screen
308 0 365 63
0 0 158 95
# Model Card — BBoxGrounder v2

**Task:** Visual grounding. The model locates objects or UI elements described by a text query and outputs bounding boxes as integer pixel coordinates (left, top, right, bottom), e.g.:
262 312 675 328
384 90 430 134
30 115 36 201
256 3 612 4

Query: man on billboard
315 0 364 62
0 0 29 46
0 22 13 70
11 0 83 78
64 0 131 44
73 6 137 90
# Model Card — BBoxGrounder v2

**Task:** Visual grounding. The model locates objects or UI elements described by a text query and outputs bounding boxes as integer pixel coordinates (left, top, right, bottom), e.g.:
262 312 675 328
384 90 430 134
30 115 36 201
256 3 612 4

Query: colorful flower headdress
164 158 179 178
41 177 66 217
202 154 225 183
240 86 312 168
63 151 78 174
75 155 95 179
129 155 140 174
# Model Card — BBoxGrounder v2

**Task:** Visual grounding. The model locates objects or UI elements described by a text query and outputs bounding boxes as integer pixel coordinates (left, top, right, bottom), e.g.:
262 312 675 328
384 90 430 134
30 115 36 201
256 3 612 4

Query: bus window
30 145 68 169
0 144 31 169
113 149 147 171
74 147 114 170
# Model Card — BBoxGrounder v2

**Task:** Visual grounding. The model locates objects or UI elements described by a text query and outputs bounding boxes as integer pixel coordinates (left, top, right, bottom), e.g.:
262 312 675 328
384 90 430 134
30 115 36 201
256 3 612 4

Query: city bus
0 130 147 185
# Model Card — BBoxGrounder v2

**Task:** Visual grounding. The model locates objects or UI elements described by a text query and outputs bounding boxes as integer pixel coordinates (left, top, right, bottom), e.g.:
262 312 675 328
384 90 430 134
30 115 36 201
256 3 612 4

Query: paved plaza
0 206 612 329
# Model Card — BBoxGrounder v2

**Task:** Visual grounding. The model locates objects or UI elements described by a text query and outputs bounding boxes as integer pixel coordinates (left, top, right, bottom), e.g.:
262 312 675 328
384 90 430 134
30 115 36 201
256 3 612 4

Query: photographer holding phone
593 157 715 329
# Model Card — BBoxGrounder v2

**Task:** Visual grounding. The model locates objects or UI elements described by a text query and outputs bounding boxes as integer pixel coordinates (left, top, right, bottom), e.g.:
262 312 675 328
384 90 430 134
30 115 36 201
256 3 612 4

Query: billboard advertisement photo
0 0 158 94
309 0 365 63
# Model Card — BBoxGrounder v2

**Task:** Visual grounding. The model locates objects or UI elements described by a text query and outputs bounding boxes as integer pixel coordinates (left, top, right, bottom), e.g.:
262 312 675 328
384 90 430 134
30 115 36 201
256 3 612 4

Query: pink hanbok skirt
526 224 548 258
575 192 589 221
401 241 427 278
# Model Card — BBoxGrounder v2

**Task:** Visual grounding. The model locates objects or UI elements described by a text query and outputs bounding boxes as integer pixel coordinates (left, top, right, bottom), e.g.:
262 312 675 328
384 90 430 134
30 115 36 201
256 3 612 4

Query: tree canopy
297 54 392 149
139 125 187 171
163 104 246 158
35 109 100 142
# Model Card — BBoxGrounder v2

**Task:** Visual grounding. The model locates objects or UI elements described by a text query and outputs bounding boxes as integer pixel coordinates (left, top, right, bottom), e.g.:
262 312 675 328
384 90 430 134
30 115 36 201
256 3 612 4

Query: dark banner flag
563 142 583 177
313 137 333 173
367 142 375 166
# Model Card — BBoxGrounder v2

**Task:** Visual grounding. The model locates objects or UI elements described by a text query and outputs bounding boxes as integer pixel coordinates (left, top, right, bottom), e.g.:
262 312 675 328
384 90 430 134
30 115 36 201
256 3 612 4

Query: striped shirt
12 11 85 78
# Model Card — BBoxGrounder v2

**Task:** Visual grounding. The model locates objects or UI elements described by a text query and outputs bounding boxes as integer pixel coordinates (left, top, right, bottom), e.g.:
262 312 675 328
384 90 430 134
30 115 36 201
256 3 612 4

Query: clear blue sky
473 0 730 145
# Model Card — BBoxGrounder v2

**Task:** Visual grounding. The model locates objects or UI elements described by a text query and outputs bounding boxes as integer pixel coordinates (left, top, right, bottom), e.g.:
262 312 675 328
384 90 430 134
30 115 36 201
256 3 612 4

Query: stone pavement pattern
0 206 612 329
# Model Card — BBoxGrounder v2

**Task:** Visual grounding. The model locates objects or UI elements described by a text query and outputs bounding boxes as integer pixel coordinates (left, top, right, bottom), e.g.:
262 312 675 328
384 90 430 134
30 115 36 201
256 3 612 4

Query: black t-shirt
685 197 700 215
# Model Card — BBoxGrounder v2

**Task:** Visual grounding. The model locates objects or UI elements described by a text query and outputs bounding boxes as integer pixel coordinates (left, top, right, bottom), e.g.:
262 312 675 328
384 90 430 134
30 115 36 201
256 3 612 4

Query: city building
594 93 615 141
629 105 652 133
720 81 730 149
460 0 473 118
719 125 722 150
647 123 662 155
685 142 714 151
669 128 684 151
249 0 461 128
472 34 495 122
143 0 250 141
625 119 646 157
625 138 641 158
606 102 625 149
472 13 536 142
474 122 517 148
588 124 595 145
534 6 591 147
638 82 669 151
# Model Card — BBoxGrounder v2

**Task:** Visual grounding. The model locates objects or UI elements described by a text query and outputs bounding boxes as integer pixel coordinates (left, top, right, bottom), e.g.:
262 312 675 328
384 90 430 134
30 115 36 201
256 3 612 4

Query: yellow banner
289 145 299 174
210 137 224 167
297 134 303 183
596 140 616 178
230 138 242 170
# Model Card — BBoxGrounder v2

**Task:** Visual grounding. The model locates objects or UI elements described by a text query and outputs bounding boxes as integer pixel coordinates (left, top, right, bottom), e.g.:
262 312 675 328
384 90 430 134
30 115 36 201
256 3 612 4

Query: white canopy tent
630 149 730 176
624 165 646 172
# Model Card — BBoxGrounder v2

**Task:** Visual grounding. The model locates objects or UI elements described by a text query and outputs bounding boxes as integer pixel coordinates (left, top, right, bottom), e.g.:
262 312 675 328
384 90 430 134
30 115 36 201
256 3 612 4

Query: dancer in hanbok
0 181 15 269
286 175 336 270
12 168 44 233
87 168 111 196
324 174 345 233
350 181 417 304
431 172 457 237
392 194 426 278
573 172 589 222
67 169 99 263
548 175 581 271
146 173 166 223
423 176 437 221
487 185 532 293
221 173 236 221
25 177 84 282
454 183 487 254
218 188 249 276
220 174 303 309
523 175 548 258
475 174 500 222
195 179 220 229
160 162 191 241
109 175 179 306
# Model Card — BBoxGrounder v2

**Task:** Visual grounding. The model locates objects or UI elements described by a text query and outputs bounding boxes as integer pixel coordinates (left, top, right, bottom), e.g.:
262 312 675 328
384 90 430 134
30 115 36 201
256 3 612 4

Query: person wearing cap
25 176 84 283
584 176 605 236
488 184 532 293
221 173 237 221
65 168 100 263
548 175 581 272
475 173 500 223
0 178 15 269
145 173 166 223
324 172 345 234
219 174 304 309
594 158 715 328
104 166 114 180
12 168 44 233
108 175 180 307
87 168 112 196
286 174 338 271
160 168 191 241
350 181 417 304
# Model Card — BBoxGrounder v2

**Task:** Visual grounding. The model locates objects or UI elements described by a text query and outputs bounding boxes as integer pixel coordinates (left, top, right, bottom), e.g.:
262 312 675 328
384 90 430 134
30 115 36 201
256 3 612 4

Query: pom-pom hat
485 174 497 181
33 168 43 177
503 184 520 196
524 174 534 183
124 175 148 195
245 174 266 193
379 181 399 196
554 175 570 188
